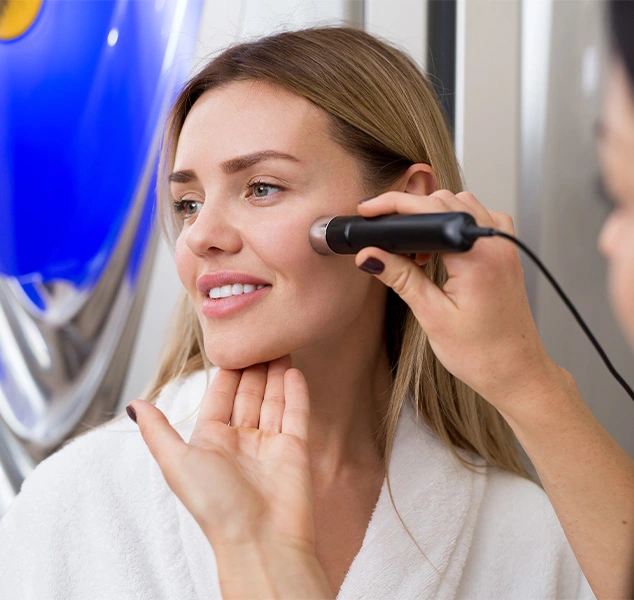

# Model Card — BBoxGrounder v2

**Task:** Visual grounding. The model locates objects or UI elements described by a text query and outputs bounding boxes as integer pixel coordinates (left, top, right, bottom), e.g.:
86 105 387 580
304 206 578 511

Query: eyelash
172 198 200 216
245 179 283 200
171 180 283 218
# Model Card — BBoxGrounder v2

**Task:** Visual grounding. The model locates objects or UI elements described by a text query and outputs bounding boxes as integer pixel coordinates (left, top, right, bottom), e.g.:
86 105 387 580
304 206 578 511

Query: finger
356 246 455 327
281 368 310 442
453 191 496 227
357 190 452 217
490 210 516 235
419 189 496 229
230 363 267 428
412 252 433 266
129 400 188 481
196 368 242 425
259 355 292 433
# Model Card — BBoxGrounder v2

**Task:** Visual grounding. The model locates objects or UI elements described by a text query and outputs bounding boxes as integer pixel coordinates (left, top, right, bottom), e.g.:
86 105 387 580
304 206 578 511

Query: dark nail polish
358 257 385 274
126 405 137 423
358 197 374 204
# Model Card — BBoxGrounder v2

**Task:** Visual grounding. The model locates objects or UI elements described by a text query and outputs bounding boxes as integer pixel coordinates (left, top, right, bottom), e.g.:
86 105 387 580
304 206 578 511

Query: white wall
455 0 521 218
365 0 427 70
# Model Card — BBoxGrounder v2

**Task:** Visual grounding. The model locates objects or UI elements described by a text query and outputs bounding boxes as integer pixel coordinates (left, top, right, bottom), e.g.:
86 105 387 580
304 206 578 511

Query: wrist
489 362 581 431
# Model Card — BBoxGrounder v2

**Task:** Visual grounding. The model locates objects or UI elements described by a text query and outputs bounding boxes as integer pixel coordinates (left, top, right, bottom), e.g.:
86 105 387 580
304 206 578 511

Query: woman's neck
291 336 393 478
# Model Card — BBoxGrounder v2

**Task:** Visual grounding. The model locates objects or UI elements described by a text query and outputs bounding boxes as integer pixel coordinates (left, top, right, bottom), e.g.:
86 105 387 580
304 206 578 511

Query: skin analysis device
308 211 634 403
309 212 487 255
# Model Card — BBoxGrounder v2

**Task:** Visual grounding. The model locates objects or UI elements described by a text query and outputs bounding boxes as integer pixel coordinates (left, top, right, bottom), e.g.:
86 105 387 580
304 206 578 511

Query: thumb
355 247 452 326
127 400 188 482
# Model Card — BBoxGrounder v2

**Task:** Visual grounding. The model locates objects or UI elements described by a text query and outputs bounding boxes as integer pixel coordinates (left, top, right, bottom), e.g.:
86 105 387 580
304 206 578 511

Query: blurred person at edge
2 4 634 600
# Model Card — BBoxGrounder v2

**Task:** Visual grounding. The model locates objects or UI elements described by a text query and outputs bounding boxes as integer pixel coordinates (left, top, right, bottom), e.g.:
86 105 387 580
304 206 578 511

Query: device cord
469 226 634 402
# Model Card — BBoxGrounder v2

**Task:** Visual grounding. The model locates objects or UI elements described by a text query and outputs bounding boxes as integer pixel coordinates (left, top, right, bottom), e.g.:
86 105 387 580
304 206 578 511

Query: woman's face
171 80 387 369
598 60 634 348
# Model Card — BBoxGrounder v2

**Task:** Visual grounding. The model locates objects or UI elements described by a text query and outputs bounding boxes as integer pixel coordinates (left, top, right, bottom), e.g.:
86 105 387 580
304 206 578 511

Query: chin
204 341 285 371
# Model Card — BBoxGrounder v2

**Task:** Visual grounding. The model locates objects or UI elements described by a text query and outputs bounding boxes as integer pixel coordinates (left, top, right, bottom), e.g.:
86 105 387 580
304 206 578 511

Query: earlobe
400 163 437 196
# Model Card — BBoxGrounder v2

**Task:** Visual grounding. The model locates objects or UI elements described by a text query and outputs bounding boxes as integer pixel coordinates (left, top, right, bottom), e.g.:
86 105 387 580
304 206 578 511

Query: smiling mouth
208 283 269 299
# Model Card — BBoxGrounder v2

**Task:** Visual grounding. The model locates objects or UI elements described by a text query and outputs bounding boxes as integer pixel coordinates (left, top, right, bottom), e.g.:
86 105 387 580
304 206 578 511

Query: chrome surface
309 216 337 255
0 159 158 512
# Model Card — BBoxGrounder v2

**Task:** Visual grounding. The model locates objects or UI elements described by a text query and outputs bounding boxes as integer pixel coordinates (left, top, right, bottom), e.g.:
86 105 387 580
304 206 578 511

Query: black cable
468 225 634 402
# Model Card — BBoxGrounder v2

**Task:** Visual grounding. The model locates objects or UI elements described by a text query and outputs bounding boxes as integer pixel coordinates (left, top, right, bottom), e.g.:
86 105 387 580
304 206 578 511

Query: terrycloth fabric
0 369 594 599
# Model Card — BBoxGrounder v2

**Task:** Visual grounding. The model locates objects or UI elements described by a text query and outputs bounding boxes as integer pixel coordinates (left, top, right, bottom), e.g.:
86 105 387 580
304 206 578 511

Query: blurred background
1 0 632 517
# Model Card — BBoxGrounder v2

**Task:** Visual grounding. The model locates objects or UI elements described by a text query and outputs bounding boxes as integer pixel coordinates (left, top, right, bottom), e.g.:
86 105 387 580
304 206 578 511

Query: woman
126 4 634 599
0 25 596 600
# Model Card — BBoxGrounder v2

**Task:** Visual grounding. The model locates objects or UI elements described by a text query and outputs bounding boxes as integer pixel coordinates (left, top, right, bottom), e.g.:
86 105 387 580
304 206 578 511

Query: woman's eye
173 199 203 217
248 182 281 199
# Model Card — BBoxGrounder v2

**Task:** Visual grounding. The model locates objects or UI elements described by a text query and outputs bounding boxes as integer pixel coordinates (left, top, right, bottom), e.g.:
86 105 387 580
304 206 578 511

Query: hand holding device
325 190 634 409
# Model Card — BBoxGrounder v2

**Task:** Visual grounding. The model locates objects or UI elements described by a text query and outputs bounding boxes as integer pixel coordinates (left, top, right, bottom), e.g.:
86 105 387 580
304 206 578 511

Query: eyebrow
168 150 300 183
168 170 196 183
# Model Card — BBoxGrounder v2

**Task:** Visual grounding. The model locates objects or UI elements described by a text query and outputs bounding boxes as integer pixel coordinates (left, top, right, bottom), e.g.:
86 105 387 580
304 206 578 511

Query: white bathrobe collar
337 399 487 599
168 370 488 598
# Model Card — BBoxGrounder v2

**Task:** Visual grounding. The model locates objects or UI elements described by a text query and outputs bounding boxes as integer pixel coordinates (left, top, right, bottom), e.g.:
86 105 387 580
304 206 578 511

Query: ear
396 163 437 196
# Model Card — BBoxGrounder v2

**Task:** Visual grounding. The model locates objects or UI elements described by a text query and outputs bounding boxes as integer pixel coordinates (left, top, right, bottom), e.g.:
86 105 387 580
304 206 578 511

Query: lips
196 271 271 297
196 271 272 318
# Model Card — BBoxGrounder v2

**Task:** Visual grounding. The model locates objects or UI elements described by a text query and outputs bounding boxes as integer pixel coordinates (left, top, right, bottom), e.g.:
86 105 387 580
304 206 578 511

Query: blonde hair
148 26 528 479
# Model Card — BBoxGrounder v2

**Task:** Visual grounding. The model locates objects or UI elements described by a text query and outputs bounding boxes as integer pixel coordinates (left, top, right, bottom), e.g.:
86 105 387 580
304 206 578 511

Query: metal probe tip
309 216 336 255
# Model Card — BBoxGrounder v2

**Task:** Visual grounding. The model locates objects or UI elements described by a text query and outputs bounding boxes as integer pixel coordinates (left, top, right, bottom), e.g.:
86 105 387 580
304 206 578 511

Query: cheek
248 209 377 324
250 209 359 299
174 233 195 289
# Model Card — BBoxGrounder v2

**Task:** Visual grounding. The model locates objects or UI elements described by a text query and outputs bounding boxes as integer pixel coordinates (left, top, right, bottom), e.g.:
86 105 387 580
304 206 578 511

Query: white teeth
209 283 266 299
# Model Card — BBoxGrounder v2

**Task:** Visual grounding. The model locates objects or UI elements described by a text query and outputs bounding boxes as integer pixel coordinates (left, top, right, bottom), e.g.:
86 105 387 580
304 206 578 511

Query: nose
184 200 243 257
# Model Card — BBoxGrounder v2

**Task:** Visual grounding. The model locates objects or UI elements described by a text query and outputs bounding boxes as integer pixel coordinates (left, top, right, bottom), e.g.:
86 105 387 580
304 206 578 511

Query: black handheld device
309 212 487 255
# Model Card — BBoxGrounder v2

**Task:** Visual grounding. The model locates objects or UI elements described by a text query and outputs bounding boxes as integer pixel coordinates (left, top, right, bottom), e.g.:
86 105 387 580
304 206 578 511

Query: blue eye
173 199 202 217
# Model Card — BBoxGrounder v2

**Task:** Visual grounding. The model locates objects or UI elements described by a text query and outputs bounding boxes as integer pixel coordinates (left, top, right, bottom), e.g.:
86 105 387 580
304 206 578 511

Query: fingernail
358 257 385 274
126 404 137 423
358 197 374 204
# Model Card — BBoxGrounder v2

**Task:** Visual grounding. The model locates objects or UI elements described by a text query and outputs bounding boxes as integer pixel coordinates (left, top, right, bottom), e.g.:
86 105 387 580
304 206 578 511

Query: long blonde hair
149 26 528 479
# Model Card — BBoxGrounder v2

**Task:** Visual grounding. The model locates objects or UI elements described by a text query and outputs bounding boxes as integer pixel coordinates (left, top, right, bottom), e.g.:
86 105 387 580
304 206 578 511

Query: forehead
175 80 334 165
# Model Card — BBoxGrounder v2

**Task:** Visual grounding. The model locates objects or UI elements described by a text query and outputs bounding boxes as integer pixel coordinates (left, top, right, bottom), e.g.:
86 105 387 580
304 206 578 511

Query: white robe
0 369 594 599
